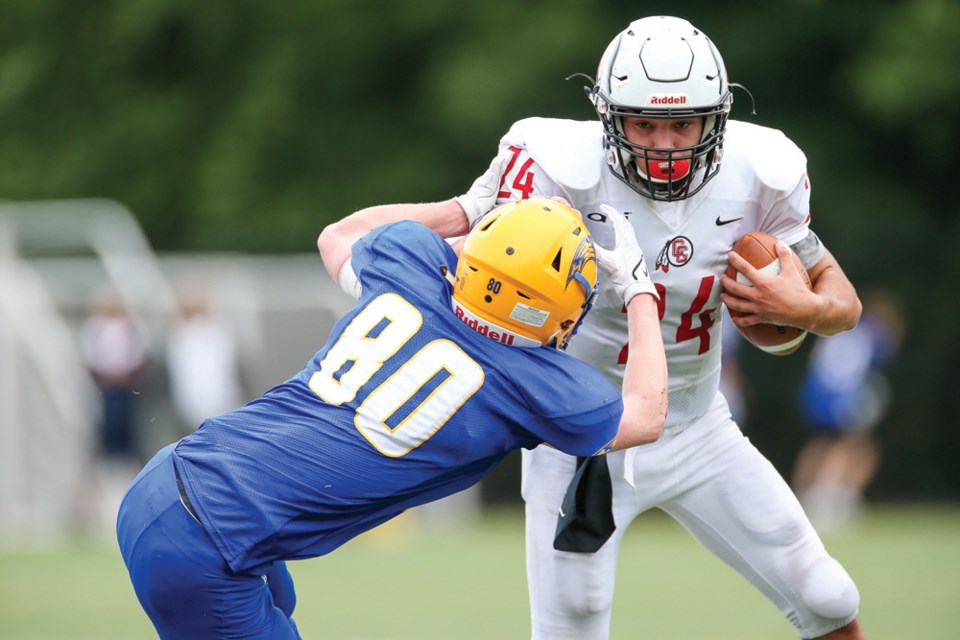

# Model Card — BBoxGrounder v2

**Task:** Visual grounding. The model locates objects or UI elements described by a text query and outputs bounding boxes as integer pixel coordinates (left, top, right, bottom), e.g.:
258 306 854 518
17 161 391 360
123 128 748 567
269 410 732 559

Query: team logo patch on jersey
655 236 694 273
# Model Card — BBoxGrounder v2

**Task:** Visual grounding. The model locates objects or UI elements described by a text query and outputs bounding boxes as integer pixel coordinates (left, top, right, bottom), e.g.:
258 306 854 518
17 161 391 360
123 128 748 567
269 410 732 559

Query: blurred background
0 0 960 640
1 0 959 635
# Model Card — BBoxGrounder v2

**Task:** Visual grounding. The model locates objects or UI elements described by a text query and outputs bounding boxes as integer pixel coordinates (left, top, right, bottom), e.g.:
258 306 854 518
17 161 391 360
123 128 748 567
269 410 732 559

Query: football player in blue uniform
117 197 667 639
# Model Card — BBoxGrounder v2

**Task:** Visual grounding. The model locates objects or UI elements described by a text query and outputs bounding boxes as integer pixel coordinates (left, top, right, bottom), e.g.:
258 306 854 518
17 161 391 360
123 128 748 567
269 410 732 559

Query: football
724 231 811 356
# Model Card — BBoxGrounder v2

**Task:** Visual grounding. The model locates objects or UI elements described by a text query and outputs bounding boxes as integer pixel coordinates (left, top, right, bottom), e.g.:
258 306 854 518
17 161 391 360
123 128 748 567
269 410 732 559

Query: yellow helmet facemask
452 198 598 349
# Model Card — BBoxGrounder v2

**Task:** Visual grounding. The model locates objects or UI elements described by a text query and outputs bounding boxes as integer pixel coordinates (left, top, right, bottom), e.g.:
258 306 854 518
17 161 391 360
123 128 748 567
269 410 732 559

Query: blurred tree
1 0 957 498
0 0 620 251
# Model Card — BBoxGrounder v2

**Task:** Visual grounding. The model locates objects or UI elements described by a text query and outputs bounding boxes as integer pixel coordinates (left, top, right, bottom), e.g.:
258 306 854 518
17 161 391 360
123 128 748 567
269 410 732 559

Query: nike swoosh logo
716 216 743 226
559 506 566 518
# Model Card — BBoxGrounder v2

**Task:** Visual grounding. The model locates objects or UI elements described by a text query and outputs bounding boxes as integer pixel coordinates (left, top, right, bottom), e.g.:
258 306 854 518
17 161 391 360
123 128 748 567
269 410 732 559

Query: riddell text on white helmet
648 95 687 105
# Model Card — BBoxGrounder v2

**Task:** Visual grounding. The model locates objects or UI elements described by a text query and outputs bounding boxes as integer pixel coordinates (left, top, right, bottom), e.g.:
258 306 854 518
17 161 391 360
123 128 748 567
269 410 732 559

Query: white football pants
522 393 860 639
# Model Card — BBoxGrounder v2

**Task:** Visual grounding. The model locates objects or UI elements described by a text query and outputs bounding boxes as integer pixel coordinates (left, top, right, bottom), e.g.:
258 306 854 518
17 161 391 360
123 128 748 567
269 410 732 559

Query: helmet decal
509 302 550 328
566 236 598 295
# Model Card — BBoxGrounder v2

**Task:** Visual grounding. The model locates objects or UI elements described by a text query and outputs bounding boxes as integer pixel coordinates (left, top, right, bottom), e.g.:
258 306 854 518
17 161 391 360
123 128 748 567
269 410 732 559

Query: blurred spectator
78 289 151 534
166 293 246 431
792 289 905 532
79 290 151 463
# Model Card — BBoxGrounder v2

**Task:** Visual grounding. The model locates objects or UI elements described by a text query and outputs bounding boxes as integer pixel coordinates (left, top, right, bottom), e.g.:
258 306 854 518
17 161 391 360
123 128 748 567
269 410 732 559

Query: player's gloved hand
594 204 658 304
455 146 512 228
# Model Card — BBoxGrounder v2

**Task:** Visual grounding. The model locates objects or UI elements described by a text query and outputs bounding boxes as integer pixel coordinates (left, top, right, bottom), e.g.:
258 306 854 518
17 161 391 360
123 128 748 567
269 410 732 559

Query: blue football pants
117 444 302 639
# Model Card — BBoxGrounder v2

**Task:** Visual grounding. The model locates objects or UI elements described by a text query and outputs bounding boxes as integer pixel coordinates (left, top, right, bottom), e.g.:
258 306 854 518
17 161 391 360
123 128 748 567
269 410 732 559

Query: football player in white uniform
340 15 864 640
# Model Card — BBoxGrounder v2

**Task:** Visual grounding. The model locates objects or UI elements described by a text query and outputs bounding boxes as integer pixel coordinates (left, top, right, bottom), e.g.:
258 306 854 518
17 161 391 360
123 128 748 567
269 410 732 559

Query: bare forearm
805 250 862 336
612 293 668 450
317 199 469 282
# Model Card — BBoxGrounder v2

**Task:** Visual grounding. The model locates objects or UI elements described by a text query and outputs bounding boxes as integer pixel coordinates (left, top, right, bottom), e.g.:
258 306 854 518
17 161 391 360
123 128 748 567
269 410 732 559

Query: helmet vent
573 227 582 236
551 249 562 272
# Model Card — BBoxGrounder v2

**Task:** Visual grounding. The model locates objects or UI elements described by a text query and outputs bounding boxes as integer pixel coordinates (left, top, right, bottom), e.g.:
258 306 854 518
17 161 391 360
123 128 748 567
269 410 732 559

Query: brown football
724 231 811 356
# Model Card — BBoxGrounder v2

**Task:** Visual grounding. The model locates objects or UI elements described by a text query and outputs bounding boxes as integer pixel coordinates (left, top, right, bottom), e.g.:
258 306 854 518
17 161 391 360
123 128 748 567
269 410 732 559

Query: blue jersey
173 221 621 573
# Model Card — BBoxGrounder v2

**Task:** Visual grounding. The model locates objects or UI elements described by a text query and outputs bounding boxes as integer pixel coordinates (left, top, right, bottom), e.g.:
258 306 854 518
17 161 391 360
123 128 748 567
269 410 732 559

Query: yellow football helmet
452 198 598 349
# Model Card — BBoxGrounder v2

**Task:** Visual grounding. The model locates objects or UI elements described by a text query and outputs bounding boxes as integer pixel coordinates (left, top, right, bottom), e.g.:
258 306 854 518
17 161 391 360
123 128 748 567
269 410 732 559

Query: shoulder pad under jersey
501 118 604 191
724 120 808 192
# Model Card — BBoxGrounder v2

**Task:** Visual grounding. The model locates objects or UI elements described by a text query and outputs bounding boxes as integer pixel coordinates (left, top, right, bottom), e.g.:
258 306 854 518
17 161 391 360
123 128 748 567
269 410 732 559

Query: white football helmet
589 16 733 201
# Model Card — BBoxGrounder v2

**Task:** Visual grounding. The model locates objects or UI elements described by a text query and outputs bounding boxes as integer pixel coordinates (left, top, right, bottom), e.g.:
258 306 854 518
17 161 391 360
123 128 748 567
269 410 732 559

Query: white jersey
494 117 814 428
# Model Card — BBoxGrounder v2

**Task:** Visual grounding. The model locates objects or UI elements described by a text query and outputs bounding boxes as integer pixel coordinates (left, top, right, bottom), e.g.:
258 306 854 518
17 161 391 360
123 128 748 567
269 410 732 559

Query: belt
174 463 201 524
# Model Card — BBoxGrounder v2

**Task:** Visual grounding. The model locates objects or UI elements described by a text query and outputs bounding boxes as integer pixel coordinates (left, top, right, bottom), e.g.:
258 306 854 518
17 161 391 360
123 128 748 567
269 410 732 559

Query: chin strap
562 274 599 350
440 265 456 287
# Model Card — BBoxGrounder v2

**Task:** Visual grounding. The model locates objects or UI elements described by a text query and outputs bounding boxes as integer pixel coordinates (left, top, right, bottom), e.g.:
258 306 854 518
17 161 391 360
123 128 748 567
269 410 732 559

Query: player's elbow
613 397 666 450
317 222 341 259
639 410 666 444
811 291 863 337
317 221 353 282
613 418 663 451
842 295 864 332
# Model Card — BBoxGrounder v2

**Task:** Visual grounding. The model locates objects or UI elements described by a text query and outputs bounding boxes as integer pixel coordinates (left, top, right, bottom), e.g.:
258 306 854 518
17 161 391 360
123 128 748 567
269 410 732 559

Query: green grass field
1 505 957 639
